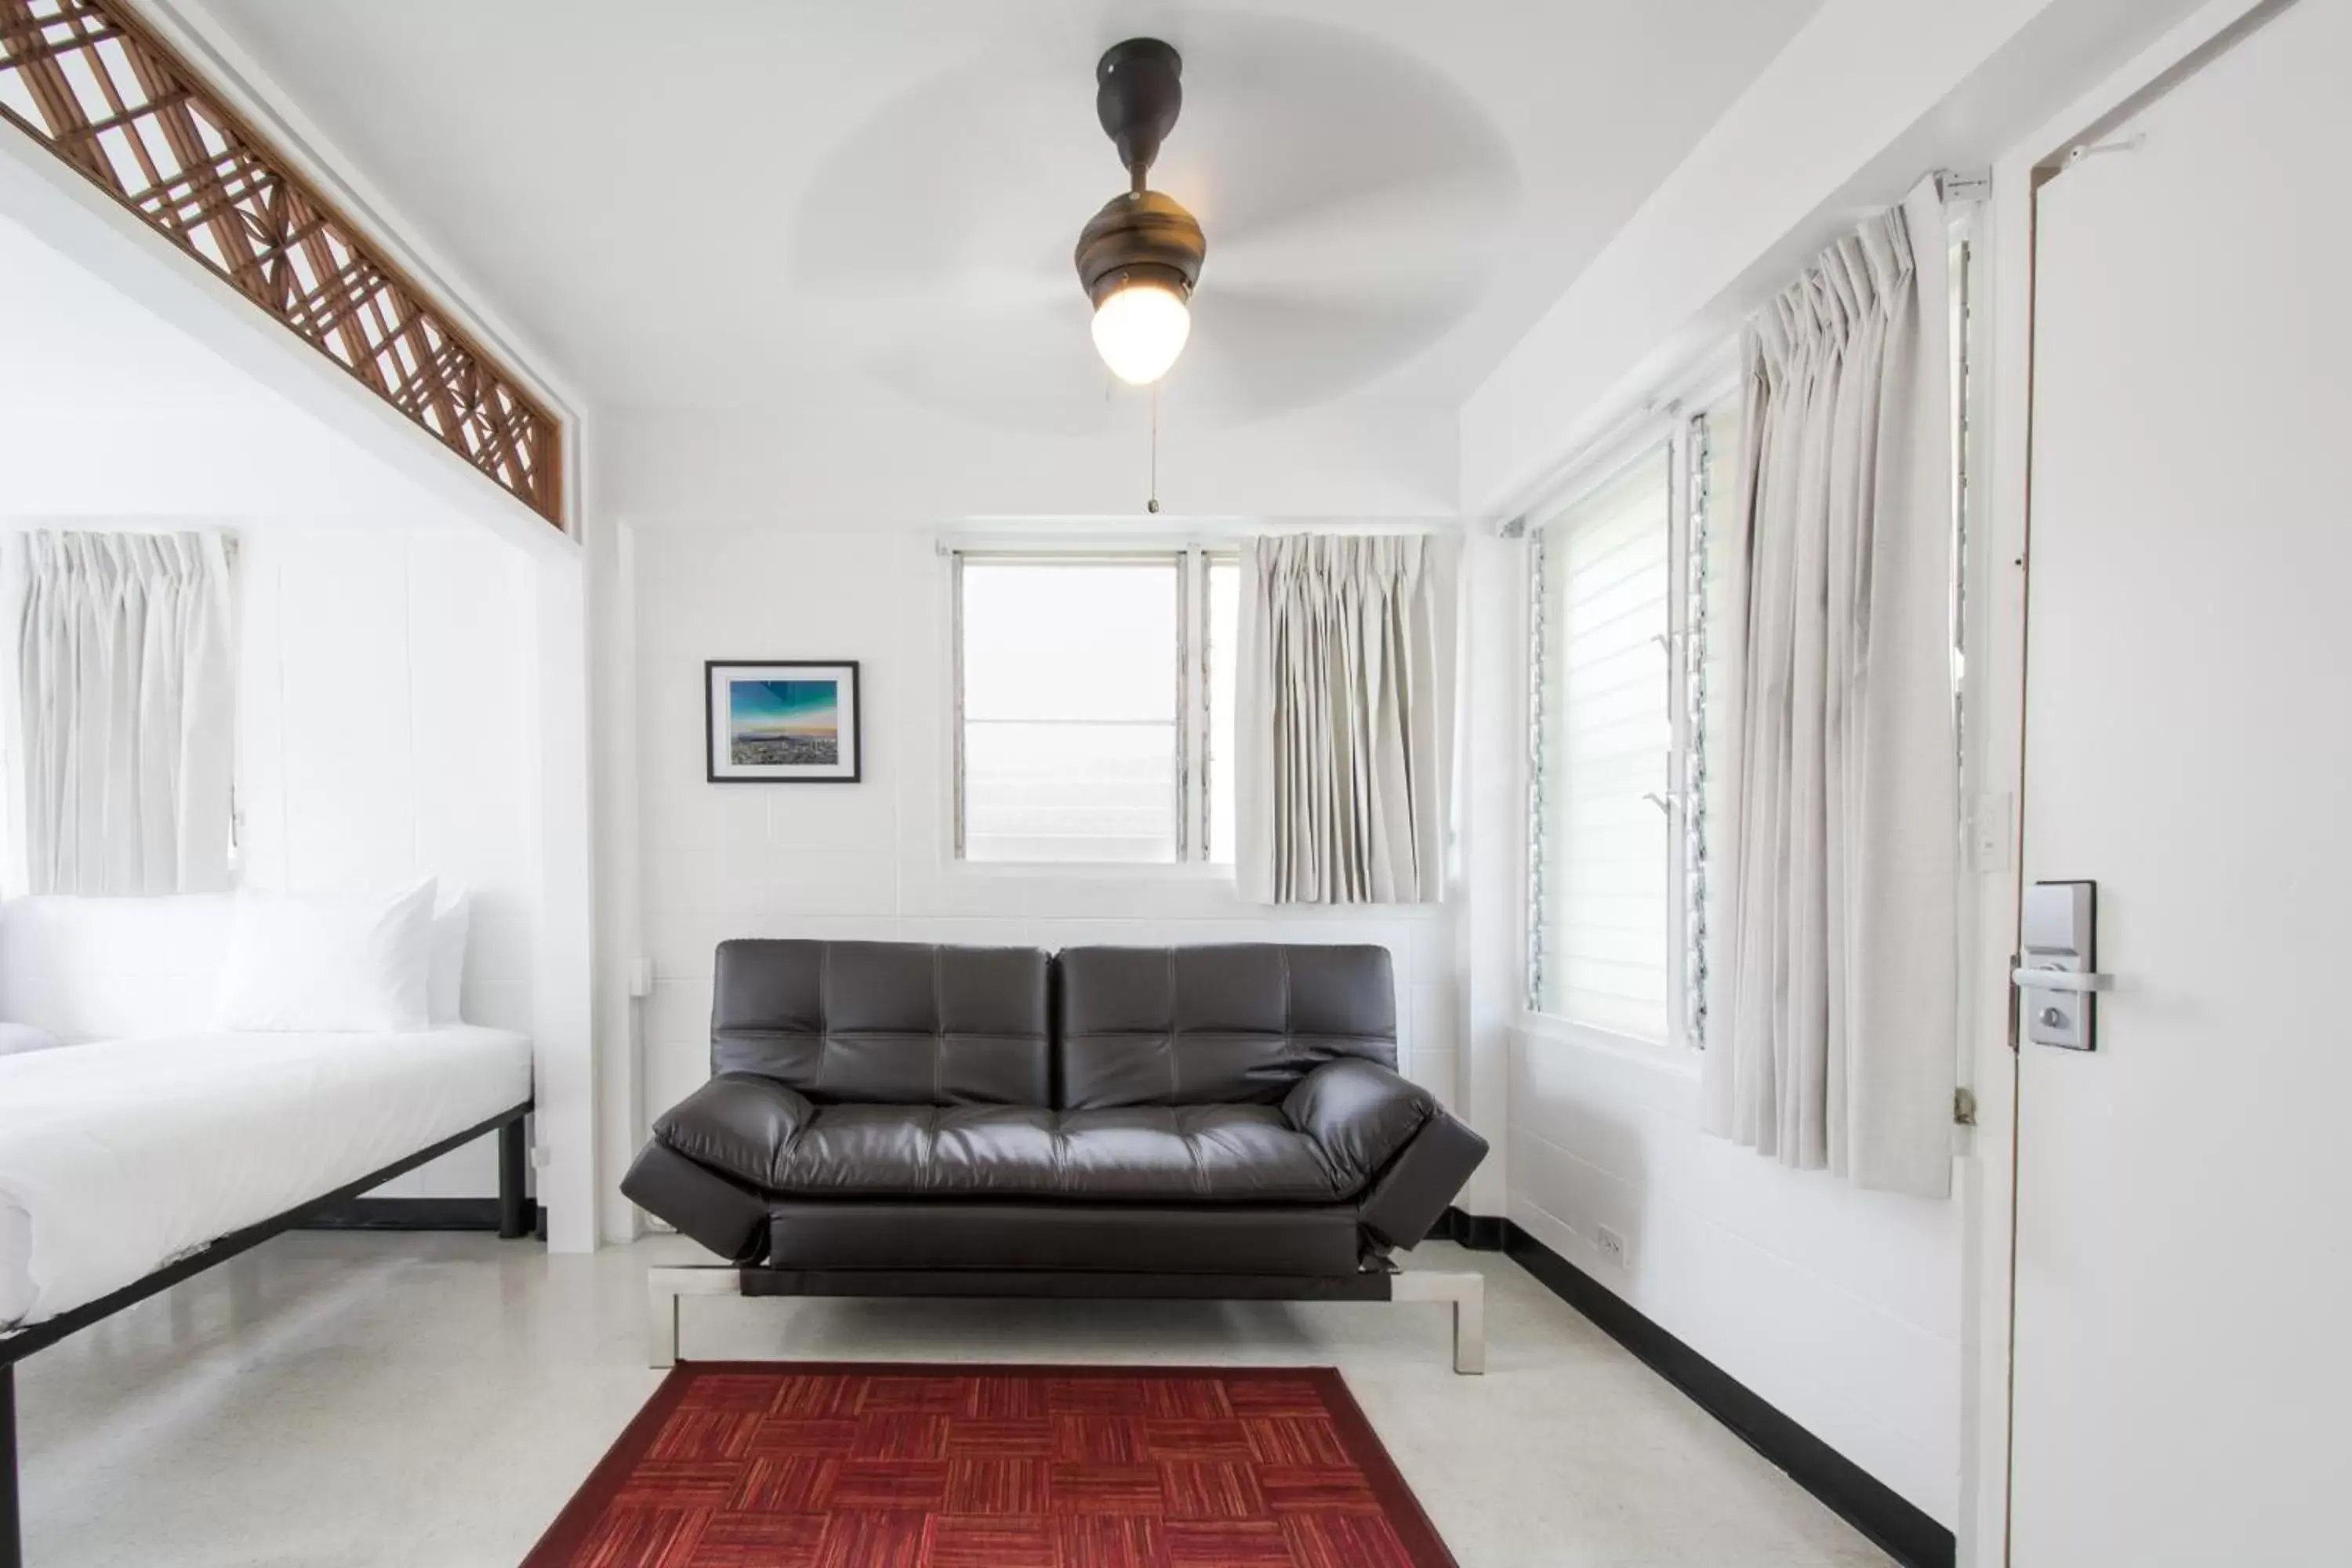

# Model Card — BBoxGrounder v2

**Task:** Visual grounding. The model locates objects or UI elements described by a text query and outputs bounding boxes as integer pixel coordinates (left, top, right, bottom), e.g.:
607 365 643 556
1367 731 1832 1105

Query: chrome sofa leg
1393 1269 1486 1374
647 1265 742 1370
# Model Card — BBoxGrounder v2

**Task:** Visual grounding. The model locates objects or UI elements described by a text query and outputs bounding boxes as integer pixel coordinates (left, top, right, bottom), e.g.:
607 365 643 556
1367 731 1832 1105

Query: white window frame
1679 412 1715 1051
950 544 1236 868
1522 403 1730 1054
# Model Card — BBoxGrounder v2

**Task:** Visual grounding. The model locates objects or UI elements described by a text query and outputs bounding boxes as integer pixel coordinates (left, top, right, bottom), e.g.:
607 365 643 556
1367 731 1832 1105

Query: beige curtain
13 530 235 896
1235 534 1444 905
1702 180 1959 1198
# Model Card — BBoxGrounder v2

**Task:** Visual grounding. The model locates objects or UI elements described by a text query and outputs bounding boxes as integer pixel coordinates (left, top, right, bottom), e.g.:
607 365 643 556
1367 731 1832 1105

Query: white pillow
214 880 437 1033
0 1022 64 1056
430 890 470 1025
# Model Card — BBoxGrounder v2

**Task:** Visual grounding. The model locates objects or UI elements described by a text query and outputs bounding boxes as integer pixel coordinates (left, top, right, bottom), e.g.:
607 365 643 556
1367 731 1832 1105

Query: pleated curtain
1700 180 1961 1198
13 530 235 896
1235 534 1444 906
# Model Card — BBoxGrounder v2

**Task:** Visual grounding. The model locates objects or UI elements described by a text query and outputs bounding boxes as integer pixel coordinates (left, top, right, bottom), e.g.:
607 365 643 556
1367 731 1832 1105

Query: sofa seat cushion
764 1103 1346 1202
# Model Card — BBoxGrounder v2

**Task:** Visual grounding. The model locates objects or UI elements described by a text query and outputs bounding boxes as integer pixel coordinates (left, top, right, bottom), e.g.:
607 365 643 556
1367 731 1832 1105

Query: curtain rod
1492 168 1985 539
935 517 1463 555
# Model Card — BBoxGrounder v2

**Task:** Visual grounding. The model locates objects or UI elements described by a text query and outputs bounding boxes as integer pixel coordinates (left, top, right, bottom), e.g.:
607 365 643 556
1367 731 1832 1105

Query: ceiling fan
1075 38 1205 386
782 16 1515 427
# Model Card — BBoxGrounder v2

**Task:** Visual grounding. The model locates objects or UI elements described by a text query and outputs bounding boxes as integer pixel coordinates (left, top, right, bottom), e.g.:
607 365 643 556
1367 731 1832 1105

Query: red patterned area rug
521 1361 1456 1568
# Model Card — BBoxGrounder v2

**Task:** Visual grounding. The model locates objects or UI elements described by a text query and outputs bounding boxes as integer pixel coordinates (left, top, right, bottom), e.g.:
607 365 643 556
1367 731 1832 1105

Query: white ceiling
198 0 1820 432
0 213 449 522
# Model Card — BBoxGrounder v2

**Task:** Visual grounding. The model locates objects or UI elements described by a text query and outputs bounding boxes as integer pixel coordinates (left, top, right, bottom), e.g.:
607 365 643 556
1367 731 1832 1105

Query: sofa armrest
1283 1058 1442 1192
1283 1058 1489 1252
1356 1108 1486 1253
652 1073 814 1190
620 1142 771 1263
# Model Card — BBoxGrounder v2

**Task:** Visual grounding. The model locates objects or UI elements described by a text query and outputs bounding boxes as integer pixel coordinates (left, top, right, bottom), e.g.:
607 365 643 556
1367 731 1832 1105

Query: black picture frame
703 660 863 784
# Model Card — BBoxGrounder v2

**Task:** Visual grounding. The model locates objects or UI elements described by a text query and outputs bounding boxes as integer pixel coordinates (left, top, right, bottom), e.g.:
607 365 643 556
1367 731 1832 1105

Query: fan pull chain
1147 384 1162 514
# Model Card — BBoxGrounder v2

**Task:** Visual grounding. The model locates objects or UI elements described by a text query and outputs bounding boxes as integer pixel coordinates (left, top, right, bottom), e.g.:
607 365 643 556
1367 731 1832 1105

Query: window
1204 554 1241 865
955 549 1236 865
1529 443 1679 1039
1527 404 1746 1044
1530 232 1973 1044
1686 401 1741 1047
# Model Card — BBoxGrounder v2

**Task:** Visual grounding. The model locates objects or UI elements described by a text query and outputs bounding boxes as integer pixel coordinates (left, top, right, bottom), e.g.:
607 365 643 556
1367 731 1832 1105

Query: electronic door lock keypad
2014 880 2109 1051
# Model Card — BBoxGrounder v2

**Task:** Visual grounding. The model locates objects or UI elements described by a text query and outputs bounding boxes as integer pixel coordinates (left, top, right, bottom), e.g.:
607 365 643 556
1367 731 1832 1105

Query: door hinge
1954 1087 1979 1127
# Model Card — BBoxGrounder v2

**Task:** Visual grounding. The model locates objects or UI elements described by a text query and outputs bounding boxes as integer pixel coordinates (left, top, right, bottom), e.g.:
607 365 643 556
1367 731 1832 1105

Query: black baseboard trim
1454 1209 1506 1251
299 1197 543 1232
1499 1221 1954 1568
1421 1206 1508 1251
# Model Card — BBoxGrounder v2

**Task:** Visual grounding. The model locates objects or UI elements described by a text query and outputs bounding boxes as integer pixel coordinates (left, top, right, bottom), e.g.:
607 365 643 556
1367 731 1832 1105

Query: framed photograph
705 661 862 783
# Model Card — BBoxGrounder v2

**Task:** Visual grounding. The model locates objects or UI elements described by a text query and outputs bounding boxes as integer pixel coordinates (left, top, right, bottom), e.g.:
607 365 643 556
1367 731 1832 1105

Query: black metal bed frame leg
4 1361 20 1568
496 1116 530 1241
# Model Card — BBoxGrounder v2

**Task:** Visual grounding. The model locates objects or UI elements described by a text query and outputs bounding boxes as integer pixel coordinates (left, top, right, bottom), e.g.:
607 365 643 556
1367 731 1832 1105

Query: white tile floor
15 1233 1889 1566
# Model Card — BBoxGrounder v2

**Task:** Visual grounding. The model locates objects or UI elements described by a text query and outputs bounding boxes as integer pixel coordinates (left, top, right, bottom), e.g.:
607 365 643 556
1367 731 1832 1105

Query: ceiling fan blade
1200 180 1512 310
783 44 1097 302
857 296 1130 434
1170 285 1465 418
1146 16 1517 260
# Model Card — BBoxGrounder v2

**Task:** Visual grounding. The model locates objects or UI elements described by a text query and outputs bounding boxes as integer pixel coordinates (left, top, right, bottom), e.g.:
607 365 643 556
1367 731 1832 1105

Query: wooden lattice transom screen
0 0 563 526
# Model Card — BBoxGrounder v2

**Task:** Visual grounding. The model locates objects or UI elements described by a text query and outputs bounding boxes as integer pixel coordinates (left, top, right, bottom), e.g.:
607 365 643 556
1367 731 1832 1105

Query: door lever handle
2020 881 2102 1050
2013 968 2113 993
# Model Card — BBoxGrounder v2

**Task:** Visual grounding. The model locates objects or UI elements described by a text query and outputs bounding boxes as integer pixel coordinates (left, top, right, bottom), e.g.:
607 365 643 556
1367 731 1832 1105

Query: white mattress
0 1025 530 1329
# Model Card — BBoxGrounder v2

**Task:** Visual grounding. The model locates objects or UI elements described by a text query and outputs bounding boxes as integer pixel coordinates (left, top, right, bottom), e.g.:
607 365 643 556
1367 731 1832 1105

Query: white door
2011 3 2352 1562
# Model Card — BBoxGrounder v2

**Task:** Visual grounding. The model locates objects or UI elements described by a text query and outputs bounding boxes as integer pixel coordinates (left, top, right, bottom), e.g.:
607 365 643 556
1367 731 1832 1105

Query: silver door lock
2013 880 2111 1051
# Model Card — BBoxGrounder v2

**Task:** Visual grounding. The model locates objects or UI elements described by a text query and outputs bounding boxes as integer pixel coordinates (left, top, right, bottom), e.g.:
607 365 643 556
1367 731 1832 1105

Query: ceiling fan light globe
1091 281 1192 385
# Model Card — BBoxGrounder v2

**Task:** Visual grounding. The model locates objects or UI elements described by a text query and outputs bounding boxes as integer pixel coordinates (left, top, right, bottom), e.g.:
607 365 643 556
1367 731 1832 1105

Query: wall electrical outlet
1595 1225 1629 1269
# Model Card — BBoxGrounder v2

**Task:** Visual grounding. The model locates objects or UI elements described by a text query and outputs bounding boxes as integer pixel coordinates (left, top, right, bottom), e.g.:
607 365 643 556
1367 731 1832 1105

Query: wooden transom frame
0 0 564 528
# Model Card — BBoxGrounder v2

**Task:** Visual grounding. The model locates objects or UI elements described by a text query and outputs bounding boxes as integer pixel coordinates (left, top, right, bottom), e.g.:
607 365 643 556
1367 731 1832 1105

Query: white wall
597 400 1457 528
234 521 539 1196
1448 530 1523 1218
1508 1033 1962 1523
626 525 1461 1140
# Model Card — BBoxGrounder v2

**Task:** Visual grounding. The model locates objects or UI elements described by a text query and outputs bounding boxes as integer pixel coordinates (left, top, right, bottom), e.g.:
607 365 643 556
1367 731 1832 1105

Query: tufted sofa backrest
1051 944 1397 1109
709 939 1398 1110
710 940 1051 1105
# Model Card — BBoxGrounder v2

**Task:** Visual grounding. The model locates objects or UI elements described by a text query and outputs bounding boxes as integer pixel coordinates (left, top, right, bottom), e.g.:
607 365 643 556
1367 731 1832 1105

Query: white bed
0 1025 530 1329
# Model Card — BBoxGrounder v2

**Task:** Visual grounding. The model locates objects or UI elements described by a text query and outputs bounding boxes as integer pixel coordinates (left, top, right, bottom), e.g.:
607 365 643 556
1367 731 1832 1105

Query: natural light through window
956 550 1236 866
1206 554 1240 866
960 557 1181 863
1530 446 1675 1040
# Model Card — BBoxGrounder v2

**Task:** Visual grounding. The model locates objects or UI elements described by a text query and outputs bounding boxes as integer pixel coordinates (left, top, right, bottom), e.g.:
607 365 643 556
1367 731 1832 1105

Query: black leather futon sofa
622 940 1490 1365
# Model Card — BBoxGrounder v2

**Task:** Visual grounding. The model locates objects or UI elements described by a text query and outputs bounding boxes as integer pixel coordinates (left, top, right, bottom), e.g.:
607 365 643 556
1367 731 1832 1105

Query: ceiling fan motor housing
1076 38 1206 307
1076 190 1205 307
